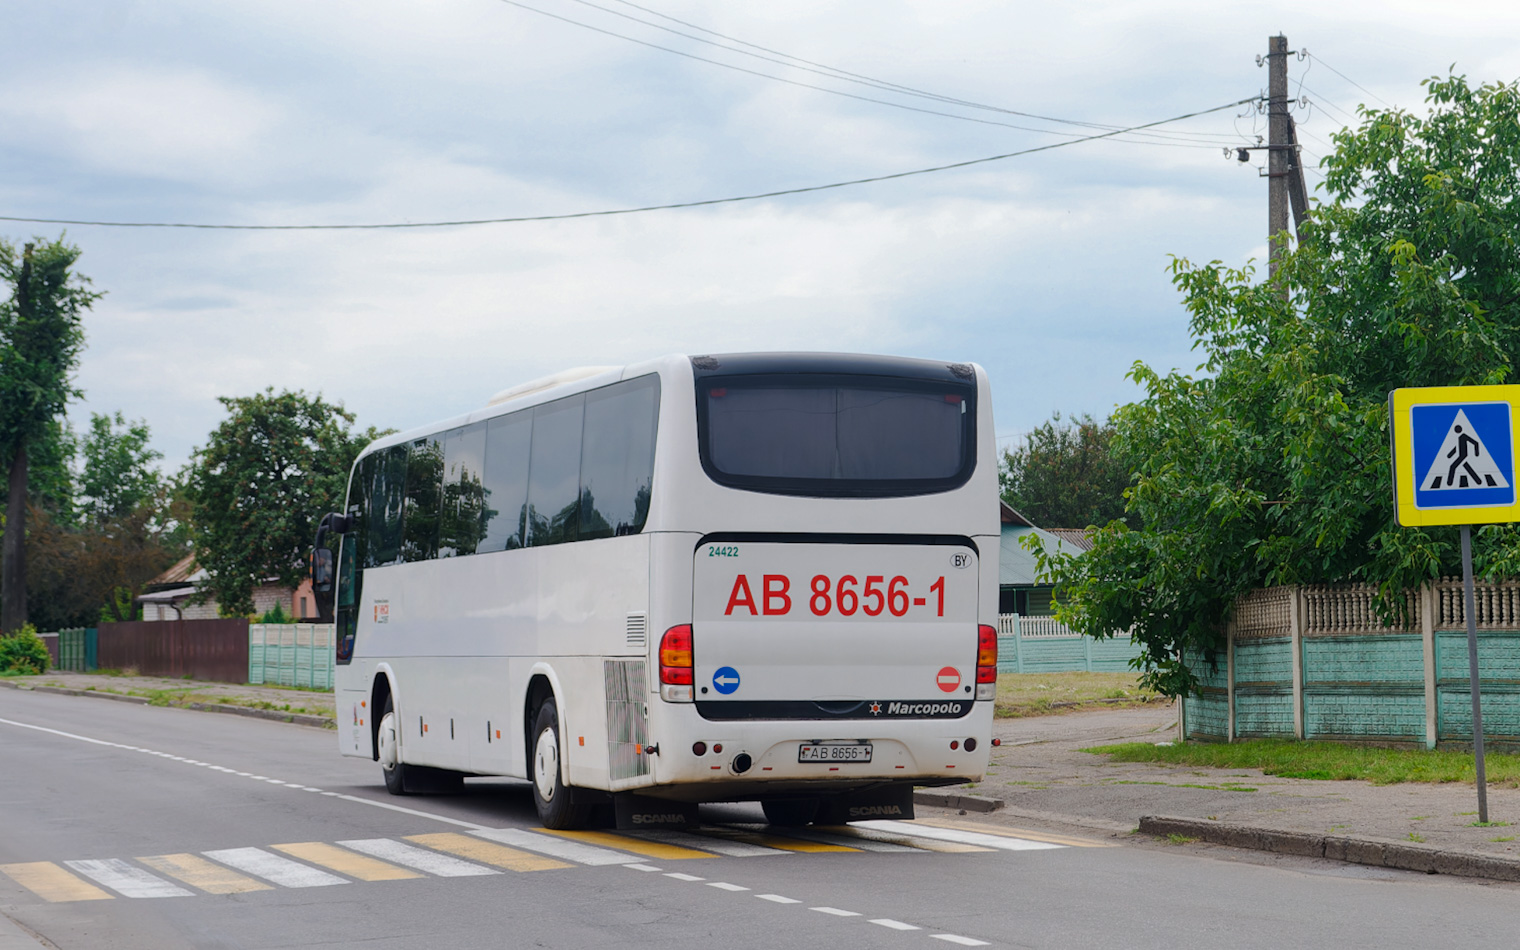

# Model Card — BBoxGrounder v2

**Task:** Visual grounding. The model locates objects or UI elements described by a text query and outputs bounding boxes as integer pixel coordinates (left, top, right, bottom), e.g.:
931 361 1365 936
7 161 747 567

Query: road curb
0 678 335 729
0 680 151 705
185 702 334 729
913 789 1005 813
1139 815 1520 883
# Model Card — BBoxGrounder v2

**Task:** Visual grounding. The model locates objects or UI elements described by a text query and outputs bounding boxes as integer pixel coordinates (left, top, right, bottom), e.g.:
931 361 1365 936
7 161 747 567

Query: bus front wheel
379 697 407 795
532 697 591 829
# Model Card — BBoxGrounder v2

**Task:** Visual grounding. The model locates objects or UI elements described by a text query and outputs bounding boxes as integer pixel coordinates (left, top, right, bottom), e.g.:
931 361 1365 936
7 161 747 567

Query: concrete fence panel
1184 579 1520 749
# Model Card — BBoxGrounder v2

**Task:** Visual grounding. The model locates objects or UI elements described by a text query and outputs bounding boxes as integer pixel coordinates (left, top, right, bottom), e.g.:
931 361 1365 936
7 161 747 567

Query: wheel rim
378 712 398 771
534 725 559 802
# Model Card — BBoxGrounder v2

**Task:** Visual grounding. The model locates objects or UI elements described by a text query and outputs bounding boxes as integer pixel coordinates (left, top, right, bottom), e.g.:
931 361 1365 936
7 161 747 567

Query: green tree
77 411 162 525
1039 75 1520 698
999 412 1132 528
0 418 77 525
0 238 99 632
187 389 376 616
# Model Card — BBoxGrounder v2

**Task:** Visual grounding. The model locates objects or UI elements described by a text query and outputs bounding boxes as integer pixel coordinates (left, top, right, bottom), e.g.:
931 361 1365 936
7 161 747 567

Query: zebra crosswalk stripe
272 842 421 881
138 853 272 894
470 828 634 866
0 862 112 902
337 838 499 877
629 830 791 858
63 859 191 898
404 833 571 872
853 820 1064 851
202 848 349 887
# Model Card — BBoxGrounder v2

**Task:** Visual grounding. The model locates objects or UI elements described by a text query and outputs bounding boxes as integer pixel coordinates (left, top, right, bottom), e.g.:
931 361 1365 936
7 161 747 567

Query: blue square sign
1410 401 1515 510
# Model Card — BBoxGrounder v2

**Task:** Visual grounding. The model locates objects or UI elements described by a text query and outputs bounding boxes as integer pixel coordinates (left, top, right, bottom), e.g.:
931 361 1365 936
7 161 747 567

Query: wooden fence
95 619 250 683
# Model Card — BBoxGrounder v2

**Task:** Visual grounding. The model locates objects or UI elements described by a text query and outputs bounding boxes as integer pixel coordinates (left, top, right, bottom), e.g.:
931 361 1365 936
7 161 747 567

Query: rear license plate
798 743 873 763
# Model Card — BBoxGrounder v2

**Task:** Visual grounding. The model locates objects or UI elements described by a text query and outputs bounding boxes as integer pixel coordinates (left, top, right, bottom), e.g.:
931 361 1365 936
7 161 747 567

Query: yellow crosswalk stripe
0 862 113 902
405 834 571 872
813 825 994 853
695 828 858 854
273 843 421 881
538 828 715 860
137 853 272 893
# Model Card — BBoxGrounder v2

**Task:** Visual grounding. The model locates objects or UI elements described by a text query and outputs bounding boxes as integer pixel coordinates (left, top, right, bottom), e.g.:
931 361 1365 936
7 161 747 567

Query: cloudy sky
5 0 1520 472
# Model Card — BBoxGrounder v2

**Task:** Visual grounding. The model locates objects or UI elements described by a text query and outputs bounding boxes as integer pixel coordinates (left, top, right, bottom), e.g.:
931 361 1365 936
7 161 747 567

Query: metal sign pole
1459 524 1489 824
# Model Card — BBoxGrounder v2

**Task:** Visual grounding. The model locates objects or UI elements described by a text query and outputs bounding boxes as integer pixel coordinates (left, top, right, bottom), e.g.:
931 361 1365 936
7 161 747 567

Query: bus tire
762 798 819 827
379 697 409 795
531 697 591 829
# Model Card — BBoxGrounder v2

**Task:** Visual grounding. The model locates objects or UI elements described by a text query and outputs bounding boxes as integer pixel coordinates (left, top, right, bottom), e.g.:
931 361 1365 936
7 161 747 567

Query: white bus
317 353 999 829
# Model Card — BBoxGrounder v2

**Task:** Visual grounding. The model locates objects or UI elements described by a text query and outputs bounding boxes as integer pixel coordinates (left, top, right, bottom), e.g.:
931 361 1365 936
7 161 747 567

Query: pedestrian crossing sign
1390 385 1520 526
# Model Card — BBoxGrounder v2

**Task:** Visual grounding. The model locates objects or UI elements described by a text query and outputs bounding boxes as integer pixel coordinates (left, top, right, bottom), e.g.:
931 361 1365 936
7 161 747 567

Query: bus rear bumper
634 701 993 802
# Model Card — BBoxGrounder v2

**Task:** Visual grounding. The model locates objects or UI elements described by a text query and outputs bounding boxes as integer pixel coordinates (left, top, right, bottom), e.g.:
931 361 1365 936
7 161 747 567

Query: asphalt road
3 688 1520 950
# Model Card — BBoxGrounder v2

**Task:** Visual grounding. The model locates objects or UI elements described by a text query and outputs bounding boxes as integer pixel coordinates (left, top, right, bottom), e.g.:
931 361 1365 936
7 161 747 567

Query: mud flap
816 784 915 824
614 794 699 830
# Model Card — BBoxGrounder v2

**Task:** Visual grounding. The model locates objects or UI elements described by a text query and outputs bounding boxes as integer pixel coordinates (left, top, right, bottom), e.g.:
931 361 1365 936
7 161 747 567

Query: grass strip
1084 738 1520 786
994 671 1164 719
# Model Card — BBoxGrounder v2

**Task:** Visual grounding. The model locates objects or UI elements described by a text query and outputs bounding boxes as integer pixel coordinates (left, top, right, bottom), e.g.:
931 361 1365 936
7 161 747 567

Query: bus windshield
697 375 974 497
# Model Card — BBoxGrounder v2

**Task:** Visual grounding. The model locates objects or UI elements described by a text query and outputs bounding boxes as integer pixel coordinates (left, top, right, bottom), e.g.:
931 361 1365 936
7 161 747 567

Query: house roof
1000 523 1083 587
1043 527 1096 552
144 553 206 592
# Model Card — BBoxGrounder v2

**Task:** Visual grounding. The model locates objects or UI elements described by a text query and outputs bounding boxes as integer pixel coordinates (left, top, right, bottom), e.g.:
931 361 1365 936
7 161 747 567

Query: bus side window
481 411 532 551
440 423 488 558
402 437 444 562
526 395 585 547
579 376 660 540
365 445 408 568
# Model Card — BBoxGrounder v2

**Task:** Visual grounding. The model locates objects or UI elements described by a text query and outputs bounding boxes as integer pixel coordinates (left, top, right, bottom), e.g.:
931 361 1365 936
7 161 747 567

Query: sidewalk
925 703 1520 881
0 670 335 725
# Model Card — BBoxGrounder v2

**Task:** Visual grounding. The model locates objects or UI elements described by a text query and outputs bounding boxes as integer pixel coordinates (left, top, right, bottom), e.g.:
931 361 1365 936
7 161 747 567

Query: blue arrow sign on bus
712 666 741 695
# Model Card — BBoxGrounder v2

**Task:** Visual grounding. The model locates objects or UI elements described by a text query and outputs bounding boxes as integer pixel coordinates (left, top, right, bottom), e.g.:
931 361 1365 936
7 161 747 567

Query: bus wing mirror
312 546 334 592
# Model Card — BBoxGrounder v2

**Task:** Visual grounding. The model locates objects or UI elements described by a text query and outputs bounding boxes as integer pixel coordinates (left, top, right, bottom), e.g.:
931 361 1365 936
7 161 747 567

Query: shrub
0 625 51 674
258 602 292 624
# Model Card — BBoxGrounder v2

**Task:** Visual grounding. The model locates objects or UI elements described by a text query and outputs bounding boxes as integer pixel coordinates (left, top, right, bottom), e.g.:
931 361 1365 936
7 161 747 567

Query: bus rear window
698 377 974 497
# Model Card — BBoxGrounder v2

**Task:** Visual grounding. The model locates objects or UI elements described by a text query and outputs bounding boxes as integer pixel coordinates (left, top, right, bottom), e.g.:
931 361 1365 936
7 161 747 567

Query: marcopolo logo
885 701 965 717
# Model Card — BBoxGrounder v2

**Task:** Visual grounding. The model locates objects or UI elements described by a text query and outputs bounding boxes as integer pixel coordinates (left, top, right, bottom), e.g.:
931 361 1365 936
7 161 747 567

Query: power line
0 97 1257 232
1304 52 1391 108
1297 83 1359 125
568 0 1240 145
496 0 1231 148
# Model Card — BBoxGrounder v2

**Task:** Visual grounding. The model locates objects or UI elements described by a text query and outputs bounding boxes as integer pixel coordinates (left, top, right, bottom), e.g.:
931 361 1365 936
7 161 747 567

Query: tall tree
77 411 162 525
999 412 1132 528
0 238 98 632
1039 75 1520 698
187 389 375 616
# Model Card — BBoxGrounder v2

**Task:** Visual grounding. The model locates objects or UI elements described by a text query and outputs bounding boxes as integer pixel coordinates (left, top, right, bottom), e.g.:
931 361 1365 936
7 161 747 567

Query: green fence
248 624 335 690
1181 581 1520 750
995 614 1142 674
52 627 97 671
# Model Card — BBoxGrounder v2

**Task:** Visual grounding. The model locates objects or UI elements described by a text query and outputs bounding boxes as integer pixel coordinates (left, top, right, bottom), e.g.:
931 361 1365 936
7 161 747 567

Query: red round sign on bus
936 666 961 693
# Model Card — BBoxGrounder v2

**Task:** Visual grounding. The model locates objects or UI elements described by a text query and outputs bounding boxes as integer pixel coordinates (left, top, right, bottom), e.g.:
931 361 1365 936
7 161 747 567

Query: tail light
660 624 694 702
976 624 998 700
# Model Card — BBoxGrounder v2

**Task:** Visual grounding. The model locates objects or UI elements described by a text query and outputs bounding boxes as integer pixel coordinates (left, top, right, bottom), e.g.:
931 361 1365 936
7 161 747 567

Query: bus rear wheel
762 798 820 827
532 697 591 829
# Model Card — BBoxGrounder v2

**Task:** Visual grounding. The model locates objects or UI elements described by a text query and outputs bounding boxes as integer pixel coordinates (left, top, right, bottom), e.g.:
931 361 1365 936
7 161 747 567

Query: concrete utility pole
1267 34 1291 279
